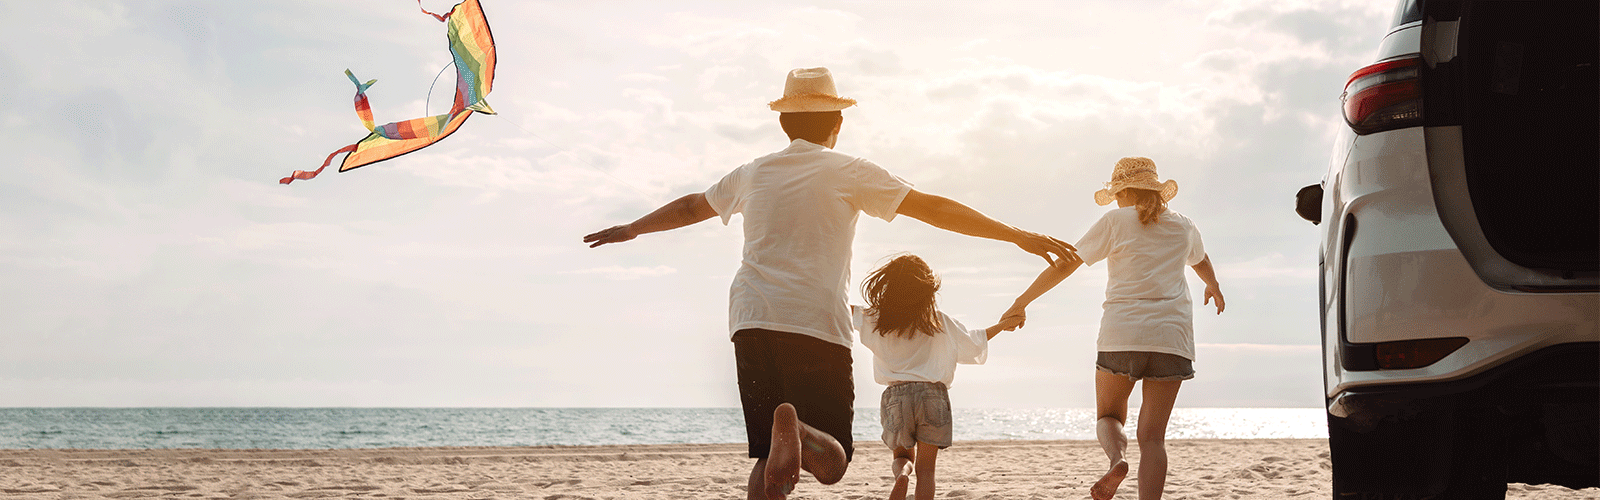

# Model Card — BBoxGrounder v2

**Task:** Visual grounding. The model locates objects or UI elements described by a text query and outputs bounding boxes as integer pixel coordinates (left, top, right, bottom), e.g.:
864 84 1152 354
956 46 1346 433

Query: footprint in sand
126 485 199 492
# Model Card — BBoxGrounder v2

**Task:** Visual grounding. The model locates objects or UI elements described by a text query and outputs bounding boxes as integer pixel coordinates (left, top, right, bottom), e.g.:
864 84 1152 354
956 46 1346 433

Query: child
853 253 1076 500
1005 157 1224 500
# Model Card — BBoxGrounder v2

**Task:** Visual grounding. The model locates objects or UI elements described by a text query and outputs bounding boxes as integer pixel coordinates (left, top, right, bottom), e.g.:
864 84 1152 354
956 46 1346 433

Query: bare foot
1090 459 1128 500
887 473 909 500
763 403 802 499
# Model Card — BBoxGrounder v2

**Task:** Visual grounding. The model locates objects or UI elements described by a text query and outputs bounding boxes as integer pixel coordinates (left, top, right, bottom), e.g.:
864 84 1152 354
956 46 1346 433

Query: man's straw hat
768 67 857 112
1093 157 1179 206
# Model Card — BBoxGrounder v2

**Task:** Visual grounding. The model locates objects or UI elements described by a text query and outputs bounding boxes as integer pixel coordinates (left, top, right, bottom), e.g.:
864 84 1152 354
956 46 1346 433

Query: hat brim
1094 180 1178 206
1094 188 1115 206
769 94 857 112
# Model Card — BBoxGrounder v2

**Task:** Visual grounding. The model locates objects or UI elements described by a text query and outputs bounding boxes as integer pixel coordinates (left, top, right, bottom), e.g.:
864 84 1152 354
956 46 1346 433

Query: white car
1297 0 1597 497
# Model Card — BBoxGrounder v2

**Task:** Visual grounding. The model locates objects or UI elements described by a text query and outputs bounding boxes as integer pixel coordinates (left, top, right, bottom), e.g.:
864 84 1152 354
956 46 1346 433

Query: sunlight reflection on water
0 407 1325 449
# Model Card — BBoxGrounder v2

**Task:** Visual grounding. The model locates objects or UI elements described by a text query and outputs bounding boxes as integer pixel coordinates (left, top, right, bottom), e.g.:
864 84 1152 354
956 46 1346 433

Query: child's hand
984 313 1024 339
999 304 1027 330
996 314 1025 331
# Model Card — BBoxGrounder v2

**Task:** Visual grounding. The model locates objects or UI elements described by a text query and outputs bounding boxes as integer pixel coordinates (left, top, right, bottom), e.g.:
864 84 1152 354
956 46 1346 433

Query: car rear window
1392 0 1423 27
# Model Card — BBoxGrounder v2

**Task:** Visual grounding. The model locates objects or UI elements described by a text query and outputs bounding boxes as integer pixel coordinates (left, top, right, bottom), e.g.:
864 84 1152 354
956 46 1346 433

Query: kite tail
416 0 456 21
280 144 358 185
345 69 378 131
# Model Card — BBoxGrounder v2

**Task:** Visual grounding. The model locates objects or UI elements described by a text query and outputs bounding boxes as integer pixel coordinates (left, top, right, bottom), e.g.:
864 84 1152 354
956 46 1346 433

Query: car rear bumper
1329 342 1597 421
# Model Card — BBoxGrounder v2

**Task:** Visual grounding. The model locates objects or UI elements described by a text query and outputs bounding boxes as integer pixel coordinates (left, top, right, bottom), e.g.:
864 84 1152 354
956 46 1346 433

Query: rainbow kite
281 0 496 185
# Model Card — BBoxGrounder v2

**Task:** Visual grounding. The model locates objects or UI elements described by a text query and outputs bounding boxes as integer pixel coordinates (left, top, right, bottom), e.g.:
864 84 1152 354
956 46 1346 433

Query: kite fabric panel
280 0 496 185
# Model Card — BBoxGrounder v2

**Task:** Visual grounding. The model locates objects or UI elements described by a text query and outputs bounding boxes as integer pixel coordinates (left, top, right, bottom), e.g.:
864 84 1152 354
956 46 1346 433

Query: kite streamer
281 0 496 185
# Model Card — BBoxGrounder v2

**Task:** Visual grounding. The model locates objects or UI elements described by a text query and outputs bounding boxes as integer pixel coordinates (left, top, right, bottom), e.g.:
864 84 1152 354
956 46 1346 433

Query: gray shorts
1096 351 1195 381
879 381 953 450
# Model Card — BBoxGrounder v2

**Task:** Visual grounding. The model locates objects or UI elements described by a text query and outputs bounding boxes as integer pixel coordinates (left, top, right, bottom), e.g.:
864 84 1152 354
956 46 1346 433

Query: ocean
0 408 1326 450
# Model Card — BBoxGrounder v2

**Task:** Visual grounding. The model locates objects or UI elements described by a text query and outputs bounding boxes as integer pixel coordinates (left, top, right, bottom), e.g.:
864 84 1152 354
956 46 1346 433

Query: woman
1006 157 1224 500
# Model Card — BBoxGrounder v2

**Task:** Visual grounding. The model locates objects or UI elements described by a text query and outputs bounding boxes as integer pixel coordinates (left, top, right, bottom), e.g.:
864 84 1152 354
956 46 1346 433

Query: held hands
583 224 638 248
1000 303 1027 330
986 310 1026 339
1204 284 1226 314
995 314 1025 332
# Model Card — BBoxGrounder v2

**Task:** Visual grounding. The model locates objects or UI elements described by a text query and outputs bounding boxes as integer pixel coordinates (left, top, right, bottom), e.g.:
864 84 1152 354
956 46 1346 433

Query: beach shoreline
1 440 1593 499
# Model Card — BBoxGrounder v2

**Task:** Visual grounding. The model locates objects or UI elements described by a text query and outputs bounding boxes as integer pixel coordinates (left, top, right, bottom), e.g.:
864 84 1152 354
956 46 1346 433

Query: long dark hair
861 254 941 338
1124 188 1167 225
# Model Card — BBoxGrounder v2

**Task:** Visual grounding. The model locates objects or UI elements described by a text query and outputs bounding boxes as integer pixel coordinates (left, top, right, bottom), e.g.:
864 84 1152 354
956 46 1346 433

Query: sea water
0 408 1325 450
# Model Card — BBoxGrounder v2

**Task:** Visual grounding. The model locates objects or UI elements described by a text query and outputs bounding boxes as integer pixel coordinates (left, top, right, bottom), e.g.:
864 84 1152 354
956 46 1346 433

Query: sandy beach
1 440 1594 499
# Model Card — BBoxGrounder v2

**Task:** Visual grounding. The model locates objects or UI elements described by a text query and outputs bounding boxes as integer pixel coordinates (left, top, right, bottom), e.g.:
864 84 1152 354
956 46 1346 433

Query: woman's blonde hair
1122 188 1168 225
861 254 941 338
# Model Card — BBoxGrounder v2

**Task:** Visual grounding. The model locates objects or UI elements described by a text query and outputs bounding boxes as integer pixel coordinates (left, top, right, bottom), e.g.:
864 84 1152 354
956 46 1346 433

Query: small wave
147 429 190 435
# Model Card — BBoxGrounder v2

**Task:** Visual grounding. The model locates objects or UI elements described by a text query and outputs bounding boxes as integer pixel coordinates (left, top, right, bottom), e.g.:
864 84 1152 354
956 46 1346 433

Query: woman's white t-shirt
1075 207 1206 360
852 305 989 387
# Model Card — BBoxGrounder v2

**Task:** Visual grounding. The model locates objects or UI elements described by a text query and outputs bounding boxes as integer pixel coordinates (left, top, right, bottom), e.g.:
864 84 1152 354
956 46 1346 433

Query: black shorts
732 329 855 461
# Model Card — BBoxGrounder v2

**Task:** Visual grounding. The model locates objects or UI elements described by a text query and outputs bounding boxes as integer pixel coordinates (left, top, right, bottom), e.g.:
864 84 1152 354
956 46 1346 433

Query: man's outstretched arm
895 189 1078 266
584 193 717 248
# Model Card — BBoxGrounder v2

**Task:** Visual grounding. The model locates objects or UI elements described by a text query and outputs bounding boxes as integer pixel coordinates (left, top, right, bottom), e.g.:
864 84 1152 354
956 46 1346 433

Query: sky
0 0 1394 408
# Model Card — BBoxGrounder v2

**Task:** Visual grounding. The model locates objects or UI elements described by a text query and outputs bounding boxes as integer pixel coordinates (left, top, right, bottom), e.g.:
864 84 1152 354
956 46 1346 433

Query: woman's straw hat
1093 157 1179 206
768 67 857 112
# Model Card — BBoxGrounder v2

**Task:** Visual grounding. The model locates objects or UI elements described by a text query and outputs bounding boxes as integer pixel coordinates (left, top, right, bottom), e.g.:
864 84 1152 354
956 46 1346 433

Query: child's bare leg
912 441 939 500
891 447 914 478
1093 370 1136 500
889 474 910 500
888 447 913 500
763 403 848 499
1135 380 1182 500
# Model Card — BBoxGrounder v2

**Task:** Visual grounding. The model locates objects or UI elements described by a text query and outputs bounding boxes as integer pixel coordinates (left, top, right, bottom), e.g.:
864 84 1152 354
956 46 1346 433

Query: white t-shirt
704 139 914 348
852 306 989 386
1075 207 1206 360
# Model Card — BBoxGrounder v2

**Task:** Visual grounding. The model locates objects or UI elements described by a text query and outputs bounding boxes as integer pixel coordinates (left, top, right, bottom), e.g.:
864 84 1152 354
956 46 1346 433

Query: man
584 67 1076 500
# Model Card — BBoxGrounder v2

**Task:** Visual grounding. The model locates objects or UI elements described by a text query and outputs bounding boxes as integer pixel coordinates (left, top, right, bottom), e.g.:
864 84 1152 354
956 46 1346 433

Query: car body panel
1319 0 1598 403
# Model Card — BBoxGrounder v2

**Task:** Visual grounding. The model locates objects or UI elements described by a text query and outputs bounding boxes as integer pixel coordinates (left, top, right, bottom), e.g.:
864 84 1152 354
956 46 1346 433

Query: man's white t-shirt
1075 207 1206 360
852 306 989 387
703 139 914 348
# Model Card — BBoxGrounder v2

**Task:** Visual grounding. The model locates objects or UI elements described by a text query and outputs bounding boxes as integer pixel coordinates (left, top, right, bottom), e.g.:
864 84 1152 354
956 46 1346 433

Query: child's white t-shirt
1075 207 1206 360
851 305 989 386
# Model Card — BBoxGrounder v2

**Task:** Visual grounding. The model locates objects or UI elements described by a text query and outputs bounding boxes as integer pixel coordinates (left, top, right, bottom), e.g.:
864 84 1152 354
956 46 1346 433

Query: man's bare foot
887 473 909 500
1090 459 1128 500
763 403 802 499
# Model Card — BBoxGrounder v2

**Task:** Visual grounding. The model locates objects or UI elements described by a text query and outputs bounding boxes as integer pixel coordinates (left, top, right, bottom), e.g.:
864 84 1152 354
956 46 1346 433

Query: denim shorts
732 329 855 461
1096 351 1195 381
879 381 953 449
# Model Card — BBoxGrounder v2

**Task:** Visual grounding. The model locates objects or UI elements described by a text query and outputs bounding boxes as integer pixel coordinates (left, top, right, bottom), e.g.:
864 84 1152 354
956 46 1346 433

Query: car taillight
1342 56 1423 135
1373 337 1468 369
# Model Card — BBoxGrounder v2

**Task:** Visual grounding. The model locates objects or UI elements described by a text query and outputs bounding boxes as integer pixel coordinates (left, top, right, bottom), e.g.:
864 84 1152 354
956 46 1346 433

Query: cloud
620 73 669 83
1215 252 1318 281
1201 0 1390 55
0 0 1373 408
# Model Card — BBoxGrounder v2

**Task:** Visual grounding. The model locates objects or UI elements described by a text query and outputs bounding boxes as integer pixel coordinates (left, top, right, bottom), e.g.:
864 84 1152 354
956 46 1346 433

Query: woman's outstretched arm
1000 258 1083 328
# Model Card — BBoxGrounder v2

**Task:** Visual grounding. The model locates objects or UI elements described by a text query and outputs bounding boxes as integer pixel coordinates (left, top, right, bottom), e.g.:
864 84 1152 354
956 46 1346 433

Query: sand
1 440 1594 499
